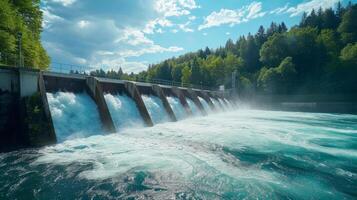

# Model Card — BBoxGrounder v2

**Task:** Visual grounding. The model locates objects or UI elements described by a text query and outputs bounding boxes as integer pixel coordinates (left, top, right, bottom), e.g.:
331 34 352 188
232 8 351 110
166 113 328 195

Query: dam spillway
47 91 104 142
0 68 231 149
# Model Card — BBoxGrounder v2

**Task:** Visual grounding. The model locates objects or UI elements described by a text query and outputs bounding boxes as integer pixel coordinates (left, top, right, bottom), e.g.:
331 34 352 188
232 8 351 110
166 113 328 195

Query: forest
0 0 49 69
92 2 357 95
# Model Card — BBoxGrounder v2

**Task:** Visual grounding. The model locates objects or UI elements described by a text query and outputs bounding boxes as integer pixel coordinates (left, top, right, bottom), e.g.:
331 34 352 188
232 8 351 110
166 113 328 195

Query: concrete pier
186 89 207 115
152 85 177 122
171 87 192 116
125 82 154 127
86 77 116 133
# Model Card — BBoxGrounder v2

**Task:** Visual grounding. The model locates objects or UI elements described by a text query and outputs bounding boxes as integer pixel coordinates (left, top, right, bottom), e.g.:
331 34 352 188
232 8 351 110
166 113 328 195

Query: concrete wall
0 68 19 93
19 69 38 97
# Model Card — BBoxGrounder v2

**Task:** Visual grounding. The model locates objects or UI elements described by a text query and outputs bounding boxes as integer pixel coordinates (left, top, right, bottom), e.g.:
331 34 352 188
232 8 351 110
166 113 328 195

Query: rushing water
104 93 145 129
46 92 103 142
198 97 211 112
142 95 170 124
1 110 357 199
167 96 187 120
210 97 222 110
186 98 200 116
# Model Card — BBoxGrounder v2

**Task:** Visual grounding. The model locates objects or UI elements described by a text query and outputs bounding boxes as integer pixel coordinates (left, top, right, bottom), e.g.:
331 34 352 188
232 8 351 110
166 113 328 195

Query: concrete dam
0 67 233 152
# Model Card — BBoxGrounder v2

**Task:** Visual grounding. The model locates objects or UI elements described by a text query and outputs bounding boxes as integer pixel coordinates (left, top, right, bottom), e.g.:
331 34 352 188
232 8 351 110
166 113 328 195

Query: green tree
181 65 191 84
338 5 357 44
260 33 289 67
340 43 357 63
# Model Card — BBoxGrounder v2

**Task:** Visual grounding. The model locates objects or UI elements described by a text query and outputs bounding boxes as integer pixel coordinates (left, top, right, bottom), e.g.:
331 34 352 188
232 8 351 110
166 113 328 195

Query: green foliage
340 43 357 64
0 0 49 69
181 65 191 84
258 57 297 93
338 4 357 44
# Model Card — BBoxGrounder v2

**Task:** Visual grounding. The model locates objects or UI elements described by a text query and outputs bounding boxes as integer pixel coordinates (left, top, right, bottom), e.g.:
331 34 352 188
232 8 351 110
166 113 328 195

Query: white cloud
226 32 230 35
284 0 339 17
198 1 265 30
41 1 189 73
50 0 76 7
143 18 173 34
246 1 265 19
117 28 154 46
41 8 64 29
178 21 194 32
188 15 197 21
270 3 289 15
155 0 199 17
119 45 183 58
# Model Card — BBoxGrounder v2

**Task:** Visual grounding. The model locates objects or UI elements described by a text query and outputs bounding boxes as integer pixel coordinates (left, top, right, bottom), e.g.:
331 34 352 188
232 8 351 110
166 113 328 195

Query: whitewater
1 108 356 199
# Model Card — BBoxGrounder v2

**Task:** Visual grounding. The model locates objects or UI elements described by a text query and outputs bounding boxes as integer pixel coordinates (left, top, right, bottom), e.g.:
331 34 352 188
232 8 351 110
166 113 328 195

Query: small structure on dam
0 67 232 152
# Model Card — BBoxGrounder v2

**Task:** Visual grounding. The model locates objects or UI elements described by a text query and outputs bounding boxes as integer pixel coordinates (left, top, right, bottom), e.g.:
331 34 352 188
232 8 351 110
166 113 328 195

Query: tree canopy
0 0 49 69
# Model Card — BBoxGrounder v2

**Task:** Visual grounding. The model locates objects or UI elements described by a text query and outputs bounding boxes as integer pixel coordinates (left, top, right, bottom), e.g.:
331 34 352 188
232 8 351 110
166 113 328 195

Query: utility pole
17 32 23 68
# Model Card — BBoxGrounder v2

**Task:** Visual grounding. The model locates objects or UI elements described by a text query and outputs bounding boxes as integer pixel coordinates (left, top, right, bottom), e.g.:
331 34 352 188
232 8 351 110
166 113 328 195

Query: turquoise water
0 110 356 199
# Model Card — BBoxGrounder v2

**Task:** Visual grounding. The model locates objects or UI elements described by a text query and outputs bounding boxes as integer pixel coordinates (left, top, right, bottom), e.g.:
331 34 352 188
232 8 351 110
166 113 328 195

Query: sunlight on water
104 93 145 130
141 95 170 124
46 92 103 142
167 96 187 120
1 109 357 199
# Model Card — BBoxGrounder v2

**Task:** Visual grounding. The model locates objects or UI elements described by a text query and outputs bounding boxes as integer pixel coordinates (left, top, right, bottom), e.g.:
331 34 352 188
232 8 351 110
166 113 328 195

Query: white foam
104 93 145 130
141 95 170 124
167 96 187 120
186 98 200 116
198 97 211 112
46 92 103 142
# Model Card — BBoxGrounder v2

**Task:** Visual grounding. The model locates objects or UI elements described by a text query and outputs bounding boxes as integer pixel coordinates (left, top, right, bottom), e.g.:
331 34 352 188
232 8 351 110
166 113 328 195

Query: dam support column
171 87 192 116
152 85 177 122
125 82 153 127
86 77 116 133
37 72 57 144
187 89 207 115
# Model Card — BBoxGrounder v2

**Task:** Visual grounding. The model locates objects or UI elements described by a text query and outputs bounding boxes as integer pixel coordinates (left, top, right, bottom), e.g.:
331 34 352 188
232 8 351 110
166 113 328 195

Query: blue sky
41 0 355 73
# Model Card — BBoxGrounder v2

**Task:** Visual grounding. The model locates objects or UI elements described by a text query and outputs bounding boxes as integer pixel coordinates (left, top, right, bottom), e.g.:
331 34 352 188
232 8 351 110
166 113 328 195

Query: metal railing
49 62 216 91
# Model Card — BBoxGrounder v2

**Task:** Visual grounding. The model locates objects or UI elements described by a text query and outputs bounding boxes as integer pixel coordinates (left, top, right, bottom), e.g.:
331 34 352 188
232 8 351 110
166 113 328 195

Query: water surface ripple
1 110 357 199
